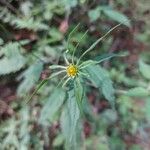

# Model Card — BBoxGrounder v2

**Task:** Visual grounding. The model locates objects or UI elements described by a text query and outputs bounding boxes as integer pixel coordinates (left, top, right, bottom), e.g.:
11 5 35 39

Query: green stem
49 65 66 69
67 23 80 52
25 70 66 103
77 23 121 65
72 30 89 64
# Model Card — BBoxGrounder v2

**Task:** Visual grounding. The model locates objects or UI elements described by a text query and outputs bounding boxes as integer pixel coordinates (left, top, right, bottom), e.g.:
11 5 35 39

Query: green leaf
88 6 131 26
129 144 142 150
117 96 132 116
139 59 150 80
102 79 115 107
79 53 127 69
0 7 16 25
102 8 131 27
67 90 80 141
101 109 118 125
88 7 101 22
125 87 149 97
79 60 96 69
0 38 4 45
20 1 32 17
74 77 84 102
86 65 115 107
19 107 30 150
0 42 26 75
145 97 150 119
17 62 43 96
82 97 94 121
0 107 30 149
13 18 48 31
74 77 84 114
49 28 63 43
85 136 109 150
60 89 80 148
63 0 78 9
53 134 64 147
39 88 65 125
109 136 126 150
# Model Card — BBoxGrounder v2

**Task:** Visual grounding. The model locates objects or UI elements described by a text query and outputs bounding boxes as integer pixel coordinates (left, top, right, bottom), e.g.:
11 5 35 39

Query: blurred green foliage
0 0 150 150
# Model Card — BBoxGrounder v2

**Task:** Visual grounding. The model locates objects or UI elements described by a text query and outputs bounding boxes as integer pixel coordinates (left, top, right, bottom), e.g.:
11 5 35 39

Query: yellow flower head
66 64 78 77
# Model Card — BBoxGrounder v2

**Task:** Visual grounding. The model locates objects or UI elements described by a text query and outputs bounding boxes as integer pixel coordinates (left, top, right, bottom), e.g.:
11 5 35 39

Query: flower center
66 64 78 77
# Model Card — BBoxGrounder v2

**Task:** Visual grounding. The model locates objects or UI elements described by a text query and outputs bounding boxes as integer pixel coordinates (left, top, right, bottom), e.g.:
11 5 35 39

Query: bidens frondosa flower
26 23 122 103
48 23 121 87
67 64 78 77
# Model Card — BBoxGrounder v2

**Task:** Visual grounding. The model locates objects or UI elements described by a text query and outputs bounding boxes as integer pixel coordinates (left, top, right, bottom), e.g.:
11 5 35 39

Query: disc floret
66 64 78 77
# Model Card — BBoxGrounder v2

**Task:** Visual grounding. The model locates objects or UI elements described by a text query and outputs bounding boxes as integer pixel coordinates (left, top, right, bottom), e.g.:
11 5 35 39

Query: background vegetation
0 0 150 150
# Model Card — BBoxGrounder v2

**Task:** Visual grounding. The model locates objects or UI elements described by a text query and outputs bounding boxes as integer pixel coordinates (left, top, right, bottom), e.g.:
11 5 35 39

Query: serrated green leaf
117 96 132 116
145 97 150 119
20 1 33 17
88 7 101 22
17 62 43 96
19 107 30 150
60 107 71 145
102 79 115 107
86 65 115 107
60 89 80 148
74 77 84 102
0 7 16 25
130 145 142 150
63 0 78 9
39 88 65 125
109 136 126 150
49 28 63 43
125 87 149 97
102 109 118 124
67 90 80 141
53 134 64 147
13 18 48 31
74 77 84 114
0 42 26 75
85 136 109 150
0 107 30 150
82 97 94 121
79 60 96 69
0 38 4 45
102 8 131 27
139 59 150 80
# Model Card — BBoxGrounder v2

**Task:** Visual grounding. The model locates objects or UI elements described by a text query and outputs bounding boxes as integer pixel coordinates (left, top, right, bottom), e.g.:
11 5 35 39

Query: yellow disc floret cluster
66 64 78 77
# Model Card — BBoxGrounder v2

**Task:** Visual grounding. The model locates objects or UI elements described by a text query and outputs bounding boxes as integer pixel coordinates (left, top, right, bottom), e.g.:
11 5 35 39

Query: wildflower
67 64 78 77
26 23 122 103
